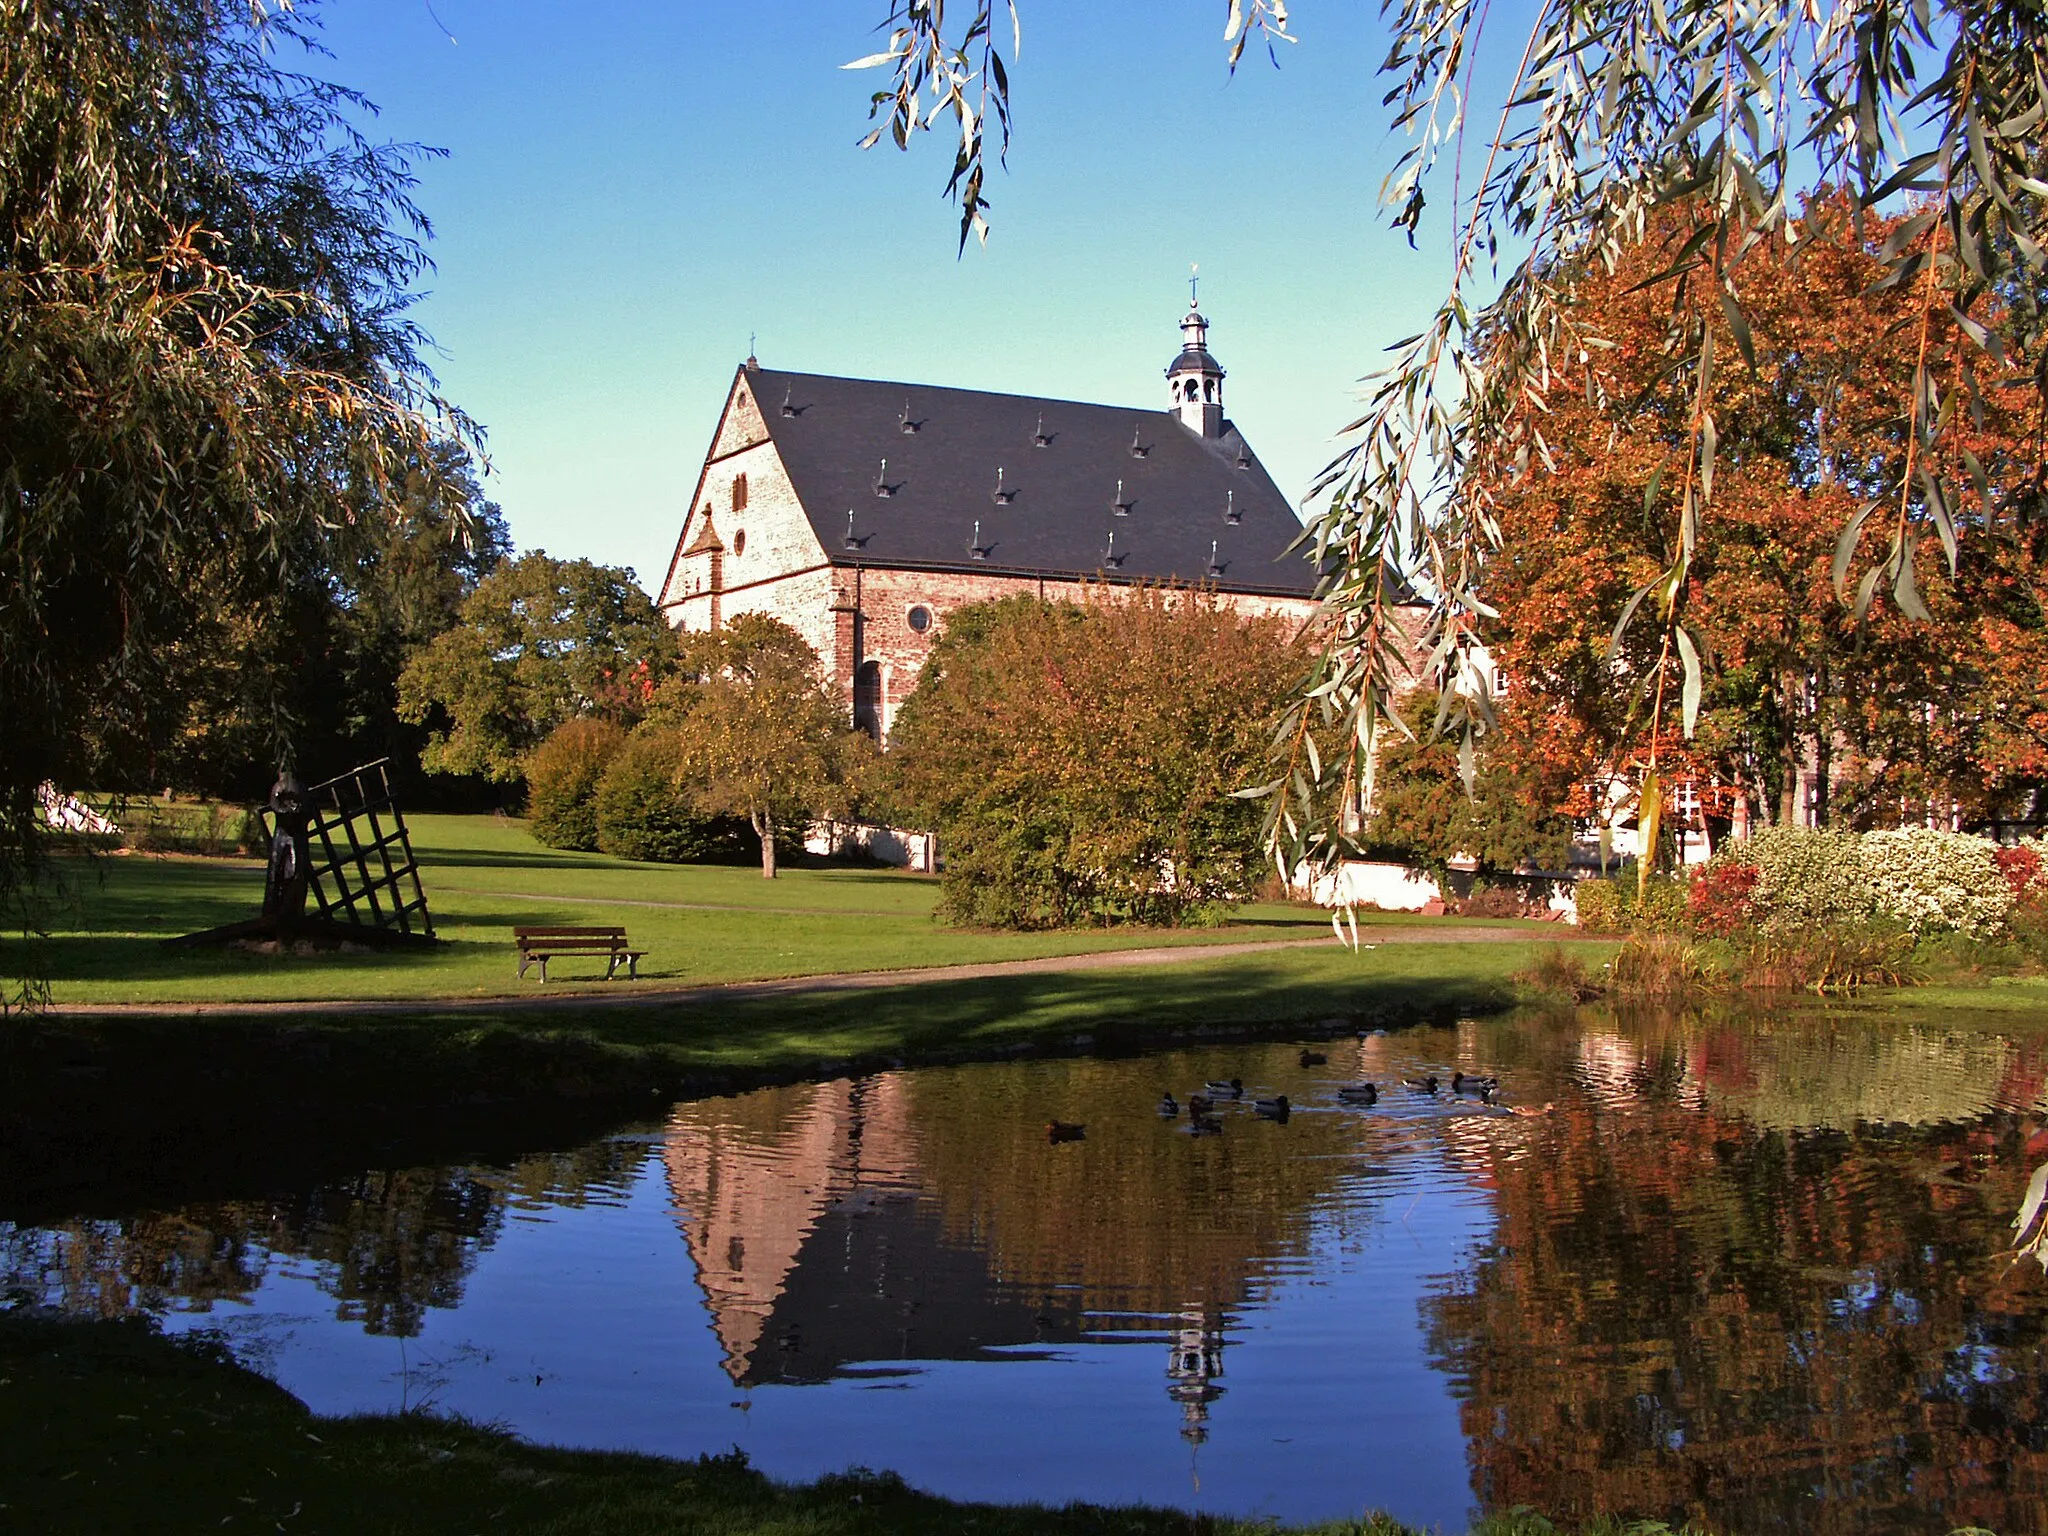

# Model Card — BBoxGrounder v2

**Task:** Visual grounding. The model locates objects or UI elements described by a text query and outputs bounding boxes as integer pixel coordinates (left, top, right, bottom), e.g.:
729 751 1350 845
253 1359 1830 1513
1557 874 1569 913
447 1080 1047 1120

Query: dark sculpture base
165 915 441 951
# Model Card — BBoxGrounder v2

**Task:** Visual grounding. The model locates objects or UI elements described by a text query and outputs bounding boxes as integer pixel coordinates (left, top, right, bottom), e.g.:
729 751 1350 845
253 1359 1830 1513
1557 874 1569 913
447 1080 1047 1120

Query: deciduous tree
397 553 675 785
651 615 871 879
887 589 1304 928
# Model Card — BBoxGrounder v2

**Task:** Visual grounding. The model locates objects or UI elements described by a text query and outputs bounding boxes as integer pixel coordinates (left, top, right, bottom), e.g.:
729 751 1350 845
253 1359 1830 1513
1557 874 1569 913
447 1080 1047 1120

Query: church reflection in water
7 1013 2048 1533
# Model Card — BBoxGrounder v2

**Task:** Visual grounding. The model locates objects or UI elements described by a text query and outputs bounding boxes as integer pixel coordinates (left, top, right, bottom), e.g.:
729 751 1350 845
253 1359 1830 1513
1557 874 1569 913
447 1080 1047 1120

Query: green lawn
20 813 1562 1005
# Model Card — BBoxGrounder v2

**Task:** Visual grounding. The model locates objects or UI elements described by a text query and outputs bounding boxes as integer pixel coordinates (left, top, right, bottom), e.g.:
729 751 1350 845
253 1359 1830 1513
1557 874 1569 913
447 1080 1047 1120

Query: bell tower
1165 275 1226 438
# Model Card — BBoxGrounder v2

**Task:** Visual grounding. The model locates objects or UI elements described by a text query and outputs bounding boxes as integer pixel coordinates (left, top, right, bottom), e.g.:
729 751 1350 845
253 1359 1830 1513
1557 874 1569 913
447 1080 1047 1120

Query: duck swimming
1405 1075 1440 1094
1158 1094 1180 1118
1187 1113 1224 1136
1298 1050 1328 1067
1452 1072 1499 1096
1187 1093 1215 1115
1336 1082 1379 1105
1253 1095 1291 1119
1204 1078 1245 1098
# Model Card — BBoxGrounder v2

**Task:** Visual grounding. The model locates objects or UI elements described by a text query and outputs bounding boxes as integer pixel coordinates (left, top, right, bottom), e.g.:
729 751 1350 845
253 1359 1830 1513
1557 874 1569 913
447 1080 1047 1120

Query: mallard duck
1046 1120 1086 1142
1452 1071 1499 1096
1187 1113 1224 1136
1158 1094 1180 1118
1405 1074 1440 1094
1298 1049 1328 1067
1187 1092 1215 1115
1204 1078 1245 1098
1336 1082 1379 1105
1254 1094 1291 1119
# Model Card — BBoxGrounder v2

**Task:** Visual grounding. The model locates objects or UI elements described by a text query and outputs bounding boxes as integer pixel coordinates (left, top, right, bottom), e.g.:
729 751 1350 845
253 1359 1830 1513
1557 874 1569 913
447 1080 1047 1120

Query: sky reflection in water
8 1008 2048 1533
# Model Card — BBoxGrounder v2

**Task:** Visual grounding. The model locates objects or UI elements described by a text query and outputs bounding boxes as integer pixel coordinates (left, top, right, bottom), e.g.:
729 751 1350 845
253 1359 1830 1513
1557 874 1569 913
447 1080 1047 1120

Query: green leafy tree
3 0 477 1005
592 731 756 864
523 717 626 851
397 552 676 785
651 615 872 879
1363 691 1575 883
887 589 1303 929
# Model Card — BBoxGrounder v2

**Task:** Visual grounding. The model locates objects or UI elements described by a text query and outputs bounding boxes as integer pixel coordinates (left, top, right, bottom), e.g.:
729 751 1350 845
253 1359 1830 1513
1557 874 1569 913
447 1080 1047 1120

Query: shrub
1858 827 2012 939
524 718 626 850
1573 877 1626 933
1611 933 1722 995
1459 883 1528 919
1570 873 1687 934
1994 842 2045 898
1513 944 1605 1002
1742 828 1873 929
593 731 756 864
1739 921 1919 994
1688 859 1759 936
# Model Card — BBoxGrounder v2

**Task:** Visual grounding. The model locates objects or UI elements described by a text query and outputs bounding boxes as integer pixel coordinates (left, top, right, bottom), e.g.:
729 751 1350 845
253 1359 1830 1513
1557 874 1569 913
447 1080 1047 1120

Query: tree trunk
755 810 777 879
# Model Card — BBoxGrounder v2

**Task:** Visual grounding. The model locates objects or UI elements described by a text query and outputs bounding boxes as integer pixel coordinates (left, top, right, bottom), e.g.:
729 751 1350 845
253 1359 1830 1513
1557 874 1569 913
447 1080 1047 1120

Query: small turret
1165 293 1226 438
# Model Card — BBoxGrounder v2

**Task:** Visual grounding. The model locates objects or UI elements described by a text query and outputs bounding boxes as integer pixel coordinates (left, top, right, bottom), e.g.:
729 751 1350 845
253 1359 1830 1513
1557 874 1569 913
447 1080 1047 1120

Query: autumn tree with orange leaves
1472 194 2048 843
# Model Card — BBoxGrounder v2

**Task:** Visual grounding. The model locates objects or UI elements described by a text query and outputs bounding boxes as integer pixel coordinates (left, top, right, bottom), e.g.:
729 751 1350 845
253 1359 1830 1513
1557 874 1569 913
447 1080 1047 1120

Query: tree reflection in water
1421 1008 2048 1536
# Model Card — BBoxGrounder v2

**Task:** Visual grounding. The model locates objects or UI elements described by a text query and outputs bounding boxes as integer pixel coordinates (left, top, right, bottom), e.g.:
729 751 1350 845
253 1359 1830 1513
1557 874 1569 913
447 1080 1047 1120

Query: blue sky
315 1 1461 585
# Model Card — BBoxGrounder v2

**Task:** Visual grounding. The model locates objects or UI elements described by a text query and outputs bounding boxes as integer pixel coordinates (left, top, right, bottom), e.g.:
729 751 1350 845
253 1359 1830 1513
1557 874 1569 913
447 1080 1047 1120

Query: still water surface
9 1007 2048 1533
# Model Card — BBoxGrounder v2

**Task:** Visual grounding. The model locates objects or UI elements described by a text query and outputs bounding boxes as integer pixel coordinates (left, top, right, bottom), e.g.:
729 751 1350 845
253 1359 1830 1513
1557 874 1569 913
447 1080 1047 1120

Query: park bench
513 925 646 982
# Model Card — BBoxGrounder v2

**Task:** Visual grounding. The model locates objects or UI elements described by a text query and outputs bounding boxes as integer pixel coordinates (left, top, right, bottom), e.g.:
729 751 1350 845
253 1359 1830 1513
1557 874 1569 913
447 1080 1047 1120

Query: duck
1046 1120 1086 1142
1298 1049 1328 1067
1336 1082 1379 1105
1158 1093 1180 1118
1253 1094 1291 1119
1451 1071 1499 1096
1204 1078 1245 1098
1505 1102 1555 1118
1405 1074 1440 1094
1188 1114 1224 1136
1187 1093 1215 1115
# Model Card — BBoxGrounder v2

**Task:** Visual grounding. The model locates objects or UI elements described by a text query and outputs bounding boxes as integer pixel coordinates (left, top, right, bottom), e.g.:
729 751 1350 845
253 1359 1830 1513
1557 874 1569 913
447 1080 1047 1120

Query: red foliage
1993 844 2043 898
1689 861 1760 937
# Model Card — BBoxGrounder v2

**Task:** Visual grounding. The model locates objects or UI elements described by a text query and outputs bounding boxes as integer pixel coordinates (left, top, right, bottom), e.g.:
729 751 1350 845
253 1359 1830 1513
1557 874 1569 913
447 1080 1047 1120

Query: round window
732 529 746 556
906 605 933 634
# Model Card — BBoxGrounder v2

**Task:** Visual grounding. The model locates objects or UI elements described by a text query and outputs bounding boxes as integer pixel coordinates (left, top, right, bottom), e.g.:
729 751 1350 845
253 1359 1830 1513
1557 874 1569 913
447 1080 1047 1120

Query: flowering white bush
1859 828 2014 938
1740 829 1874 929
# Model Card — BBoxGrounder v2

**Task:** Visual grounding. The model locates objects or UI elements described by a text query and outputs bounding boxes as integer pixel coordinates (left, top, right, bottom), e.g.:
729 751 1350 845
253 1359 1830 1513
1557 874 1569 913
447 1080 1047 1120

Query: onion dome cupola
1166 296 1226 438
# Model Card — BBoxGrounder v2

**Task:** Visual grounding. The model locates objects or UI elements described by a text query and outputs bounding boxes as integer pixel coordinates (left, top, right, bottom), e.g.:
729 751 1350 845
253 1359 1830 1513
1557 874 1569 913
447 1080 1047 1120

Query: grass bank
0 1313 1700 1536
17 814 1563 1006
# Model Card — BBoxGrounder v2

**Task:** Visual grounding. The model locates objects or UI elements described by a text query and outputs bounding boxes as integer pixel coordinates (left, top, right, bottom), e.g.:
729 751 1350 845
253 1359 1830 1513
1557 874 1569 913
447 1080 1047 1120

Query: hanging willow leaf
1674 624 1703 737
851 0 2048 877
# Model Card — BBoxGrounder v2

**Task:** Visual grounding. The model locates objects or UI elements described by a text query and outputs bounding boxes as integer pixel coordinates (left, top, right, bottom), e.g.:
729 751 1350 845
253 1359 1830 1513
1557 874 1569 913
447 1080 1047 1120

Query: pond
8 1006 2048 1534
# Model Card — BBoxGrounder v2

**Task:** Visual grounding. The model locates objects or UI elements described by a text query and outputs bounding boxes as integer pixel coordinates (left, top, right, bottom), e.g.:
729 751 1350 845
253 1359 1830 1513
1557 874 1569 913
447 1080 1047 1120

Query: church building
658 302 1323 739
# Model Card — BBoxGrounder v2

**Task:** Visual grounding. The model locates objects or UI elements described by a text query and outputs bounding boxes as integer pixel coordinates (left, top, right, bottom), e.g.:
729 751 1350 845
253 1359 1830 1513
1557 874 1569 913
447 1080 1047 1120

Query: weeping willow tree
849 0 2048 878
1 0 475 1004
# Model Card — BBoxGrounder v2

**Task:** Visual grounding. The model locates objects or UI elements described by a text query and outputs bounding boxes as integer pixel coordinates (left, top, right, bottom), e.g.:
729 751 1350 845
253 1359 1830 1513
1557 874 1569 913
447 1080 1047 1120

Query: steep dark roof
750 367 1316 598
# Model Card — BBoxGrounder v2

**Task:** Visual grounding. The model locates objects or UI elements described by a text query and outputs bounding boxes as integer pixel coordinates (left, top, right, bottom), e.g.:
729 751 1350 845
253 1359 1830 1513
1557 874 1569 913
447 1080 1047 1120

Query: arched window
853 660 883 739
731 473 749 512
1184 378 1199 401
732 529 746 557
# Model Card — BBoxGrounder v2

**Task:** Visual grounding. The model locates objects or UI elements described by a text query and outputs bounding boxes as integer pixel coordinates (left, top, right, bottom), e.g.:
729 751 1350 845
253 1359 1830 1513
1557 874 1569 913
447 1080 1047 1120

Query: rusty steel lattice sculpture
172 759 437 950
